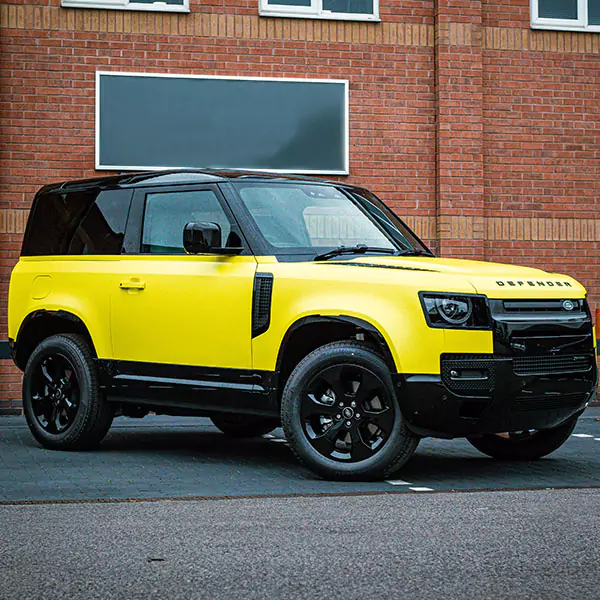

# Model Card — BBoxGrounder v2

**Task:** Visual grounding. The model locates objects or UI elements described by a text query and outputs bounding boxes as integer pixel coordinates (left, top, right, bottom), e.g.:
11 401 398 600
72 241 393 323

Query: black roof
40 169 357 195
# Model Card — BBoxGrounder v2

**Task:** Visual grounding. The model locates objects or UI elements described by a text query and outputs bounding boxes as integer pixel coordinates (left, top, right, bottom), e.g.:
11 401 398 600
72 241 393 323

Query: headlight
420 293 491 329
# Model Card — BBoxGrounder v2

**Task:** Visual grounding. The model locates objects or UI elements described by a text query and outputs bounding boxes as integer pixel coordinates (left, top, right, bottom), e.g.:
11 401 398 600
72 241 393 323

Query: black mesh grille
502 299 584 313
441 355 496 395
513 354 593 376
252 273 273 338
514 392 588 412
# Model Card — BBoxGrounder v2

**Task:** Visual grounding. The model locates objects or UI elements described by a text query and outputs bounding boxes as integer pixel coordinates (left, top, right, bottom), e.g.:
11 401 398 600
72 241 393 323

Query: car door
110 184 257 374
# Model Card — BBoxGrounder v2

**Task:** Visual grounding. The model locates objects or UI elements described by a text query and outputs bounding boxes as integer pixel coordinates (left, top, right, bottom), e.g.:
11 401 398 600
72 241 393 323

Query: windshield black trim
319 261 439 273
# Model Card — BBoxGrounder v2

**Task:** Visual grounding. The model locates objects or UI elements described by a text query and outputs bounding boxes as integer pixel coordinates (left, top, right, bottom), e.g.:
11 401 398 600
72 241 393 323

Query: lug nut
339 402 344 407
351 401 356 408
336 414 341 420
346 421 352 427
355 413 361 419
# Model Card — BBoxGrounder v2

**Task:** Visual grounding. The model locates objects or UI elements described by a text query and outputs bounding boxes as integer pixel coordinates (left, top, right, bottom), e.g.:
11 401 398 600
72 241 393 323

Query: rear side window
21 189 132 256
142 189 232 254
68 191 131 255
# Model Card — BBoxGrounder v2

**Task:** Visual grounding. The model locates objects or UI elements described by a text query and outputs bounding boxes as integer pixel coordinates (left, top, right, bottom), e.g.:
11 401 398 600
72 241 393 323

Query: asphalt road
1 409 599 502
1 489 599 599
1 411 599 599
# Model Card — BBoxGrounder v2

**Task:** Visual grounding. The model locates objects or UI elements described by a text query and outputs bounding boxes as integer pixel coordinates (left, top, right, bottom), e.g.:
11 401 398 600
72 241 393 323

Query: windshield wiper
313 244 397 262
396 248 434 257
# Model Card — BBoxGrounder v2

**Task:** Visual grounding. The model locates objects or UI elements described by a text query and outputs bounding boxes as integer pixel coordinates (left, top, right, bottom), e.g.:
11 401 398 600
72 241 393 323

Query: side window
68 189 131 255
142 189 232 254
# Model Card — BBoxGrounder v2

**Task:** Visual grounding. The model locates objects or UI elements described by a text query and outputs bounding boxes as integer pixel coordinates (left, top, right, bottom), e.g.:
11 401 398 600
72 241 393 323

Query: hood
328 256 586 299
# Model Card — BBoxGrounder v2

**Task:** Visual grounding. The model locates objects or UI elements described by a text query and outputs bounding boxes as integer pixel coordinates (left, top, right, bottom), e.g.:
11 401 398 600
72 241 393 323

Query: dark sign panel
96 72 349 174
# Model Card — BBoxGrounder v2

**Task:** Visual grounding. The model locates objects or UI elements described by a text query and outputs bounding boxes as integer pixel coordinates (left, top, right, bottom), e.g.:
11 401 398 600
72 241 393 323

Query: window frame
259 0 380 22
530 0 600 32
61 0 189 14
96 71 349 176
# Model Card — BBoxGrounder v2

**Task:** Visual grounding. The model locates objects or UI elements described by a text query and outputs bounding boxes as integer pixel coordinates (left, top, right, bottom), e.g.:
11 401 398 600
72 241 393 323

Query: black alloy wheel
466 417 578 460
30 353 80 434
301 364 394 463
282 341 419 481
23 334 113 450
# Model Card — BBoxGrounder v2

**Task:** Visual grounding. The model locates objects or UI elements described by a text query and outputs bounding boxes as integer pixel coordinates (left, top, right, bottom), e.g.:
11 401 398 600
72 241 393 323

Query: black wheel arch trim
275 315 398 376
13 309 95 370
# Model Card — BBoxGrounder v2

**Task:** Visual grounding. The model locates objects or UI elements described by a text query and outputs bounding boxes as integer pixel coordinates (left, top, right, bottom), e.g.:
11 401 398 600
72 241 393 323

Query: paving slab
1 409 598 503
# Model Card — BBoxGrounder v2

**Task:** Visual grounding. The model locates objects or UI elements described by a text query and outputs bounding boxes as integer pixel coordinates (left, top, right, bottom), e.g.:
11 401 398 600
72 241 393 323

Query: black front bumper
395 361 596 438
394 299 598 438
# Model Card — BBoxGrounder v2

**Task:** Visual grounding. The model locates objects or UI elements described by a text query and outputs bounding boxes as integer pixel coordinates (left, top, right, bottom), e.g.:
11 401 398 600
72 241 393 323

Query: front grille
513 354 593 376
514 392 588 412
502 299 584 313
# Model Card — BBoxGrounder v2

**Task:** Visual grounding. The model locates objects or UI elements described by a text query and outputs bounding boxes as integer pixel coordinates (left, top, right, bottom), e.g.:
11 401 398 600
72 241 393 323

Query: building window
259 0 379 22
531 0 600 31
60 0 189 13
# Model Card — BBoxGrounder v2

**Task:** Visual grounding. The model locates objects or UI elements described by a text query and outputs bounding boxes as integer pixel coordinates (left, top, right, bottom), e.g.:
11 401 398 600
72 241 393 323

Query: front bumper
394 357 597 437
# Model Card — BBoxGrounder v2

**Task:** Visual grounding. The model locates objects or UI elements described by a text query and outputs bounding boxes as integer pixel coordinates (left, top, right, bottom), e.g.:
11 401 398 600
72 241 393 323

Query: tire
281 341 419 481
210 413 278 438
22 334 113 450
466 417 577 461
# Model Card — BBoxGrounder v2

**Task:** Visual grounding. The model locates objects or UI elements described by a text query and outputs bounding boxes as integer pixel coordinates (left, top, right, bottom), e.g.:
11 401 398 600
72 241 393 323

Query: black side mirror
183 222 243 255
183 222 221 254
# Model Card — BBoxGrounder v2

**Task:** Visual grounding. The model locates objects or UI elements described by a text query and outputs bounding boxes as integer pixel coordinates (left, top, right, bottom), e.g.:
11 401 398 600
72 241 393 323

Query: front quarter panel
252 261 493 375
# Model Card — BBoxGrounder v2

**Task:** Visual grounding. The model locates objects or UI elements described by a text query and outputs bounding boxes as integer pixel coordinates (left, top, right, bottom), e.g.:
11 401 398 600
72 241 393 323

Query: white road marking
595 438 600 442
409 487 434 492
572 434 594 438
385 480 413 486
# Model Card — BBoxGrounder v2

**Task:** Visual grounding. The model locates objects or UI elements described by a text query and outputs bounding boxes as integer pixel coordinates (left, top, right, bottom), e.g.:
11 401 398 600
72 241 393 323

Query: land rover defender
7 170 598 480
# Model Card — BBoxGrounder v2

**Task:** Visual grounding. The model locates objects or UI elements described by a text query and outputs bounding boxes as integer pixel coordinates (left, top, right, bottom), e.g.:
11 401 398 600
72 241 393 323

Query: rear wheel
466 417 577 460
210 414 278 438
281 341 419 481
22 334 113 450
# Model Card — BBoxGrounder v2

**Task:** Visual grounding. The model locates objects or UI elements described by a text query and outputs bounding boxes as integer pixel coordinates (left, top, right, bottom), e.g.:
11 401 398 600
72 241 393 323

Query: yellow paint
8 253 591 375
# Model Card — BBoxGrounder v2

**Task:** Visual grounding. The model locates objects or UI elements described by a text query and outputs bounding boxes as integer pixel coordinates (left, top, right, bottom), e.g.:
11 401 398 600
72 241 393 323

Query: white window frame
259 0 380 22
61 0 189 13
531 0 600 32
95 71 350 175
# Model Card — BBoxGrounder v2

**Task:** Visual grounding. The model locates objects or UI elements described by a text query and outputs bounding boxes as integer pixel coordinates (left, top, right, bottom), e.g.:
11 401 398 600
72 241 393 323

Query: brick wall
0 0 598 413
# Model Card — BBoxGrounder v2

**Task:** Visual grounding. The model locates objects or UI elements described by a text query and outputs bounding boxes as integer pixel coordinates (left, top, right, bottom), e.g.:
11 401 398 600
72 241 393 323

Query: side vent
252 273 274 338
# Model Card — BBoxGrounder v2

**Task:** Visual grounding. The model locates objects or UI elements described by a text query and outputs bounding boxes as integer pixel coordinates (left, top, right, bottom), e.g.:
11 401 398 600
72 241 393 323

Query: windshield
234 182 428 256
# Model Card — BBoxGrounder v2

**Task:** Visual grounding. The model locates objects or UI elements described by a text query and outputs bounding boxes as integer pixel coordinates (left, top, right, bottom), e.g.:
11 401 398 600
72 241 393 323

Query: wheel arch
14 309 97 371
275 315 398 399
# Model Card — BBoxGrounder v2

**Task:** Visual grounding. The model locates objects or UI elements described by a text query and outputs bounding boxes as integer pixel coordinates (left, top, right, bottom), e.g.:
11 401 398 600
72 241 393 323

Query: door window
142 189 232 254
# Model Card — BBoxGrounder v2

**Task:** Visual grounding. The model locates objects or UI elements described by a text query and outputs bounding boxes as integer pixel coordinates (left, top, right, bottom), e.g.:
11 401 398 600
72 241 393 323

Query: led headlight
434 297 472 325
420 293 490 329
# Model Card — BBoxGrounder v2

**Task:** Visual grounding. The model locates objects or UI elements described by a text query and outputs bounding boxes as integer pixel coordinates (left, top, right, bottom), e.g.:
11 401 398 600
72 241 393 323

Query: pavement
1 489 599 599
1 408 599 503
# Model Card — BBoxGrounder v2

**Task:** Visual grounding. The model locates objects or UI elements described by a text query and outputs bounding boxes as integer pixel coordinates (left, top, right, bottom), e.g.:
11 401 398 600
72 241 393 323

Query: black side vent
252 273 274 338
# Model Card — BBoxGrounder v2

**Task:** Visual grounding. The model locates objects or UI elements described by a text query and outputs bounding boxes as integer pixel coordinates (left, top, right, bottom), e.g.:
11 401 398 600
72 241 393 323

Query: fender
13 309 98 369
275 314 398 375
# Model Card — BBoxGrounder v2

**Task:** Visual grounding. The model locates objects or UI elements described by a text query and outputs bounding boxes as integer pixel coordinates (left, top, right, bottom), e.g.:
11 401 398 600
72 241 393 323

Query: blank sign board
96 72 349 175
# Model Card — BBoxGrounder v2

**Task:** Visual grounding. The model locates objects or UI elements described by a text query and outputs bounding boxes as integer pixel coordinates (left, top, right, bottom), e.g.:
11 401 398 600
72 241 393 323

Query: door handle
119 279 146 290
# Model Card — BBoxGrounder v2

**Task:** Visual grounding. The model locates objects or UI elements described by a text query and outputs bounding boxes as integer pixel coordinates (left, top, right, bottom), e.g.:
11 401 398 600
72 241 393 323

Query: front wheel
281 342 419 481
466 417 577 460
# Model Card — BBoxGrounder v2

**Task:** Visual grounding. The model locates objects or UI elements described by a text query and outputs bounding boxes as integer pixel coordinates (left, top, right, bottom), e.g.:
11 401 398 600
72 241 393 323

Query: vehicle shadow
92 425 597 488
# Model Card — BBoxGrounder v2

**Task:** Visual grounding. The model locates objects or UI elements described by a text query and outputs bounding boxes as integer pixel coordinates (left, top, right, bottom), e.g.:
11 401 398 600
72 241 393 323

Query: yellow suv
7 170 598 480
